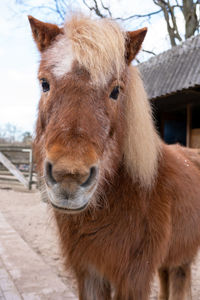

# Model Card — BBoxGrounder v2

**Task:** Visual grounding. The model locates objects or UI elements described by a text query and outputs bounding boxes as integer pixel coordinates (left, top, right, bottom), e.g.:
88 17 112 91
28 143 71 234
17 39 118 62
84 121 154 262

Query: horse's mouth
50 201 88 214
46 180 98 214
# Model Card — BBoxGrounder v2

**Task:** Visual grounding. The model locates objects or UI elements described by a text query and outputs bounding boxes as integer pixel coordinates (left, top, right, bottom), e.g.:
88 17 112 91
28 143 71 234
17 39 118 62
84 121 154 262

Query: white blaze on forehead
44 15 126 85
45 35 74 78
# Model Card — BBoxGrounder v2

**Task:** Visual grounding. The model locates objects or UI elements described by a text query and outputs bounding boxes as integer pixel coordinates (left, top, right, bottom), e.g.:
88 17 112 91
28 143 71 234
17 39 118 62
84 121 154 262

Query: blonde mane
123 66 161 187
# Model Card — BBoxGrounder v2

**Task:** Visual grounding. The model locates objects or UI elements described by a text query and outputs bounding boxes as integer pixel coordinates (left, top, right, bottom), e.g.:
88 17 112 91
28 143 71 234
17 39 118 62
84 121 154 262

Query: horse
28 14 200 300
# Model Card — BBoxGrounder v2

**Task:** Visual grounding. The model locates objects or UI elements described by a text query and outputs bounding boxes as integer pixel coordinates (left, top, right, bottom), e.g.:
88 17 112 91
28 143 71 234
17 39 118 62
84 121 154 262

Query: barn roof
138 34 200 100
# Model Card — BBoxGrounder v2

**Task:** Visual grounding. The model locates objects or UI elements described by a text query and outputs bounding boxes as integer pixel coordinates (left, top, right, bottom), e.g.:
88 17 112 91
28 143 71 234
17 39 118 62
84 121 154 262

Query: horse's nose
44 160 98 193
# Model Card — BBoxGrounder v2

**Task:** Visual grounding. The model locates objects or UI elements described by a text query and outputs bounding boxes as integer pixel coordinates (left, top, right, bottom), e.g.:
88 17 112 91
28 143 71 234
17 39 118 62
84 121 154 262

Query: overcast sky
0 0 183 135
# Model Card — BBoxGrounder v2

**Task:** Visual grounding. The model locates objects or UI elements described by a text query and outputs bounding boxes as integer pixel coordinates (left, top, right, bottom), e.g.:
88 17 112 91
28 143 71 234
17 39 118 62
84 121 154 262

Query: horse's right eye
110 86 120 100
41 79 50 93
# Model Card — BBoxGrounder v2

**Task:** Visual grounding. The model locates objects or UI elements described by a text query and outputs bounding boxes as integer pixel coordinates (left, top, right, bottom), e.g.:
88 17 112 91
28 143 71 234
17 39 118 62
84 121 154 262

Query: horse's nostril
45 161 57 185
81 166 98 188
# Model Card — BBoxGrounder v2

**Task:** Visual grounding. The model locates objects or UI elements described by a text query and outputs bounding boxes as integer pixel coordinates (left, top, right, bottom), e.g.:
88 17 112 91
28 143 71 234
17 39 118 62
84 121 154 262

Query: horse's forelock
44 15 126 86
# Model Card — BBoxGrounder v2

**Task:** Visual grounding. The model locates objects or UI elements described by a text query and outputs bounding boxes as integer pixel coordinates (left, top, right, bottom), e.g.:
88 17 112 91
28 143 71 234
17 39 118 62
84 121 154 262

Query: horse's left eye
41 79 50 93
110 86 120 100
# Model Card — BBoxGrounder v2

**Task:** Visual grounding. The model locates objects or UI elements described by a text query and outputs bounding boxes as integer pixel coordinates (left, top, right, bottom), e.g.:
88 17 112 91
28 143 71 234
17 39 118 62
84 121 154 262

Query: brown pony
29 14 200 300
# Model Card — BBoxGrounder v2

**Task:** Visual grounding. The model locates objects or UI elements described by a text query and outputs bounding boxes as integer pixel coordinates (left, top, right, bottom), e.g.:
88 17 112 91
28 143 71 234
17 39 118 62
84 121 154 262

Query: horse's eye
110 86 120 100
41 79 50 93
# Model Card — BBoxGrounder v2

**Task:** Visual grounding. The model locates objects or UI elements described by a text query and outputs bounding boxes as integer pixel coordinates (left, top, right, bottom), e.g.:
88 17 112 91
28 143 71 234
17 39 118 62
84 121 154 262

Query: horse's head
29 15 147 213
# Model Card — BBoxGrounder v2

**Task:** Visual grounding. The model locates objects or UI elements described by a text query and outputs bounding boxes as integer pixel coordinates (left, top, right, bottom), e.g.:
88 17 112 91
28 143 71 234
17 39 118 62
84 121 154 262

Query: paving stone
0 289 4 298
3 291 22 300
21 293 41 300
0 277 15 292
0 258 21 300
0 269 8 280
0 212 77 300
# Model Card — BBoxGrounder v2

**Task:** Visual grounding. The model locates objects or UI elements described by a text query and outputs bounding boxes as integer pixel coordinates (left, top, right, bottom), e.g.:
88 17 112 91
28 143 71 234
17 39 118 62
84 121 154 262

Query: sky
0 0 185 136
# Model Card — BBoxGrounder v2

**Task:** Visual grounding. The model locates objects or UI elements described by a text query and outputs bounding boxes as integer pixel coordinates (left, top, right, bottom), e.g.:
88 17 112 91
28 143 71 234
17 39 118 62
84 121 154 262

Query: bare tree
15 0 72 24
16 0 159 60
16 0 200 50
69 0 199 47
82 0 163 21
22 131 32 145
0 123 23 144
153 0 199 46
183 0 199 38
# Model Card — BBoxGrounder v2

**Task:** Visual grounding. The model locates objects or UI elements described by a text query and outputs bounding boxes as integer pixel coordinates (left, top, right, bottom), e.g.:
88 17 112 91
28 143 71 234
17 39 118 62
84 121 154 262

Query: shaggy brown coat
29 14 200 300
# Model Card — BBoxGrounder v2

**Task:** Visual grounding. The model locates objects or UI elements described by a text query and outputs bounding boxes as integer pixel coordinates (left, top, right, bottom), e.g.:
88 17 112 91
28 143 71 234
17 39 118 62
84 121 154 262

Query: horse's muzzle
44 160 99 213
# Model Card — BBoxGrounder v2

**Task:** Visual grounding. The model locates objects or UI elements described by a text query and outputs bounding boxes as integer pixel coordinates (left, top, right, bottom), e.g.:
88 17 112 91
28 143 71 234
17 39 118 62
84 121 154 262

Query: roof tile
138 34 200 99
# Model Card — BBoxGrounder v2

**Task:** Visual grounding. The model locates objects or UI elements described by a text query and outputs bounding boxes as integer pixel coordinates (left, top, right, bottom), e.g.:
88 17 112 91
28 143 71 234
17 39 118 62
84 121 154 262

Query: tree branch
153 0 182 46
142 49 156 56
53 0 65 21
114 9 162 21
182 0 198 38
99 0 112 17
82 0 107 18
82 0 162 21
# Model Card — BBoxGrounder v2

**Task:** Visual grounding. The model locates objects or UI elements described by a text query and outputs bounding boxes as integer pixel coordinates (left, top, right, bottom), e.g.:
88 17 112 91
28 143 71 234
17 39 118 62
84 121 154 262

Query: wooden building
139 34 200 148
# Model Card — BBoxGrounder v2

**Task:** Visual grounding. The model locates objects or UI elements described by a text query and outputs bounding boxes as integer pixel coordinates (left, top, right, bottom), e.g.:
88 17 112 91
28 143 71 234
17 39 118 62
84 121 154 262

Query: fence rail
0 144 36 190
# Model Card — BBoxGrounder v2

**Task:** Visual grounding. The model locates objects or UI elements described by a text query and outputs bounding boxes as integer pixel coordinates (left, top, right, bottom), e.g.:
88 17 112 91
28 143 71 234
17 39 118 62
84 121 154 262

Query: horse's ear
125 28 147 64
28 16 61 52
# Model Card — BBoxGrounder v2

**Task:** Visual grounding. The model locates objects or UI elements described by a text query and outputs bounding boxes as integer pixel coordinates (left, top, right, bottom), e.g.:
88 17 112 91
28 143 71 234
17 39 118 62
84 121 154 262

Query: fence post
28 149 33 190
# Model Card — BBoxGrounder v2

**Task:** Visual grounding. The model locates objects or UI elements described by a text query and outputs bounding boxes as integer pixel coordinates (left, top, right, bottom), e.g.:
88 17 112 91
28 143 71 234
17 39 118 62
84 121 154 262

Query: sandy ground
0 187 200 299
0 188 76 292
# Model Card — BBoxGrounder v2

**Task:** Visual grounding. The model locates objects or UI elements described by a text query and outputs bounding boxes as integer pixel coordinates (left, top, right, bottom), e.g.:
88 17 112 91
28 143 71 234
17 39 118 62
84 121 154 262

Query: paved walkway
0 212 77 300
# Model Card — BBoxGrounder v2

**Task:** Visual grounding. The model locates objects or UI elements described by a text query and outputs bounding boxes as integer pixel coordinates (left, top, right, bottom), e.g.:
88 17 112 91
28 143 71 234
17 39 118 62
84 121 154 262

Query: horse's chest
68 216 139 274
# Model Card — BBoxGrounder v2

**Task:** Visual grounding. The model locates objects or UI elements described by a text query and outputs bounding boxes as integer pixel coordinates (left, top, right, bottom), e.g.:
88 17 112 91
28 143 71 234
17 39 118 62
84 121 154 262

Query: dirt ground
0 187 200 299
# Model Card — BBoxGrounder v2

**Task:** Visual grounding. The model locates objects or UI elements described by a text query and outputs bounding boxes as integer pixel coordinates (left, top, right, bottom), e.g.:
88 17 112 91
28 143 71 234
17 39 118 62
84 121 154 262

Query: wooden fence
0 144 36 190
